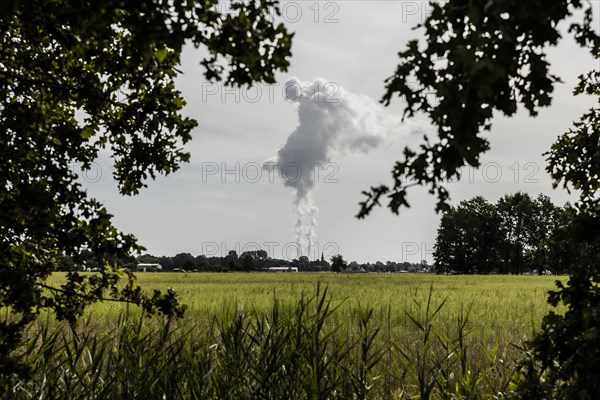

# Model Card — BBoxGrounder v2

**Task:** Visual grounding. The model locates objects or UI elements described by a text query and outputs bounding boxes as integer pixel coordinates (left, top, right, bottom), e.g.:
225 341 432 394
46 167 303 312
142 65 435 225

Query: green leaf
81 126 94 139
155 48 168 63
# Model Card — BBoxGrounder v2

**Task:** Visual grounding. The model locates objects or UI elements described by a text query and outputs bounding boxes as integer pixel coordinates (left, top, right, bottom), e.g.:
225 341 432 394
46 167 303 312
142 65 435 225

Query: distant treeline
57 249 433 274
434 192 588 275
57 192 581 276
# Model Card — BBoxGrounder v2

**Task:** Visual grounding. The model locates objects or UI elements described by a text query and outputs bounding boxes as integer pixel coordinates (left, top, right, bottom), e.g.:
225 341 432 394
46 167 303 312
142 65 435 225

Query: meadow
11 273 565 399
52 272 562 342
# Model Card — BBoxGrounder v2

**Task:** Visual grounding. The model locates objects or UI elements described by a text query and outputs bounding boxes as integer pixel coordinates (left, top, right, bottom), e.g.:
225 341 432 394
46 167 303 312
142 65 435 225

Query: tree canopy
0 0 292 377
434 193 567 275
330 254 347 273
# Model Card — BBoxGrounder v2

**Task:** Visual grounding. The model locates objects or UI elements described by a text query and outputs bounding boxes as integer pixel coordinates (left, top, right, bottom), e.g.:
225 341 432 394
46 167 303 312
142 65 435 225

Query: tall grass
6 280 539 399
46 273 560 340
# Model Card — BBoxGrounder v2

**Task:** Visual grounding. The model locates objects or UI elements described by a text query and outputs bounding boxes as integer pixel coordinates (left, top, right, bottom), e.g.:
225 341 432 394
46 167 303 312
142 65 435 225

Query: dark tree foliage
357 0 598 215
240 250 267 272
434 196 503 274
240 253 256 272
434 193 564 275
517 209 600 399
124 251 428 273
496 193 556 275
172 253 196 270
0 0 292 378
358 0 598 397
330 254 347 273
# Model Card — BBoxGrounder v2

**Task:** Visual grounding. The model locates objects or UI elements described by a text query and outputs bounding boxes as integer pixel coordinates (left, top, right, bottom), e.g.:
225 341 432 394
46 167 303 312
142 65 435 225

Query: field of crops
47 272 561 339
16 272 564 399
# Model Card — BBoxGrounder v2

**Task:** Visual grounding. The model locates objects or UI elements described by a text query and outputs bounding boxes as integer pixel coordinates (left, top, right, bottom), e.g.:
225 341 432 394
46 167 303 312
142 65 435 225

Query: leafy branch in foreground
1 0 292 378
358 0 598 216
38 270 186 324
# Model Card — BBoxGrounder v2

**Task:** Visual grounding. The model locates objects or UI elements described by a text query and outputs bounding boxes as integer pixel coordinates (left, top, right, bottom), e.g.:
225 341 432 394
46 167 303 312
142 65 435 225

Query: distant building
136 263 162 272
267 266 298 272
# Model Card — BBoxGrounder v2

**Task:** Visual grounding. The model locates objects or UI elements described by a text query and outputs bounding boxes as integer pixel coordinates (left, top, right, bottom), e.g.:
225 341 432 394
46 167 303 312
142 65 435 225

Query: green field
48 272 562 339
20 272 564 399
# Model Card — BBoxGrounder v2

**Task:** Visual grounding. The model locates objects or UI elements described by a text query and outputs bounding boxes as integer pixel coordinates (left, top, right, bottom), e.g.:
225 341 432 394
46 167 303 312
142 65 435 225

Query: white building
267 266 298 272
136 263 162 272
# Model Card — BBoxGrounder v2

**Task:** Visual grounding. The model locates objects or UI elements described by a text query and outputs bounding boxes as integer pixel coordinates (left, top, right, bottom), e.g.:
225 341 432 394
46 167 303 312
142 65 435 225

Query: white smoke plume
266 77 412 258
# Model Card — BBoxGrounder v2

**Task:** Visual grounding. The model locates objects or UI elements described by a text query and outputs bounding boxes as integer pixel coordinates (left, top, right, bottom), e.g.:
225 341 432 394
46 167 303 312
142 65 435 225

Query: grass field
18 272 564 399
46 272 563 341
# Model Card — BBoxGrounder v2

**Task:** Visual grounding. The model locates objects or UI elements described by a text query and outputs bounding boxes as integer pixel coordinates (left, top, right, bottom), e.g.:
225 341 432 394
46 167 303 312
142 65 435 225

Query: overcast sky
80 1 600 263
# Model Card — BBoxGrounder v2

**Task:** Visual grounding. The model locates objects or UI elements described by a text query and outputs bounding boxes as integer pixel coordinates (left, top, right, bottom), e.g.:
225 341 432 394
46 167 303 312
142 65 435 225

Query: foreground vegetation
5 273 564 399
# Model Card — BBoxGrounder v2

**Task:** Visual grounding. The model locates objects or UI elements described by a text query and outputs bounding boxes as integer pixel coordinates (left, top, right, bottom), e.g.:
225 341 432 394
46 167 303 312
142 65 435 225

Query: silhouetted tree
173 253 196 270
435 194 564 275
240 253 256 272
331 254 347 273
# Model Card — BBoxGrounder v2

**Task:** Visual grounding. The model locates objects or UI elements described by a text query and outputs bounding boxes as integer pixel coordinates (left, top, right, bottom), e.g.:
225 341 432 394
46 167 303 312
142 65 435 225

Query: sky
79 1 600 264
